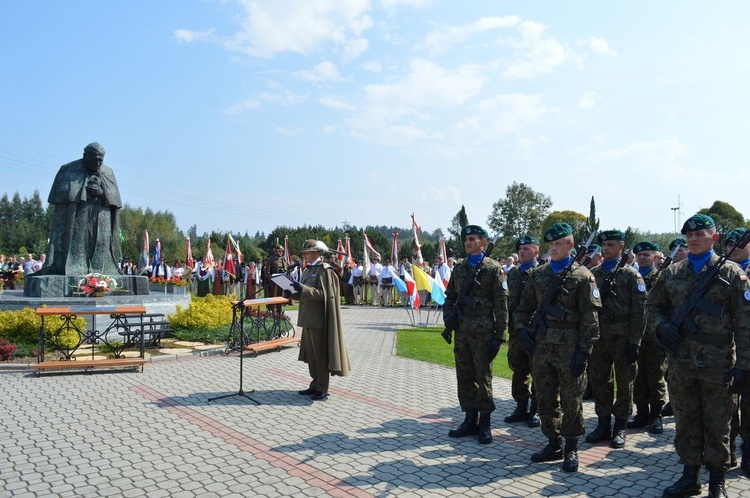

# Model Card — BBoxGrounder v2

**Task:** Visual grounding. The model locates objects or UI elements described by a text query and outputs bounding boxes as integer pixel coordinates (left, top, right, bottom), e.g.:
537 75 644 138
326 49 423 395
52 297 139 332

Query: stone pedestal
23 275 150 298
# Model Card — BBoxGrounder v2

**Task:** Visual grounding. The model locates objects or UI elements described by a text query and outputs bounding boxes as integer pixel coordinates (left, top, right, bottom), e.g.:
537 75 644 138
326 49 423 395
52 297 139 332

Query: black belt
689 332 733 346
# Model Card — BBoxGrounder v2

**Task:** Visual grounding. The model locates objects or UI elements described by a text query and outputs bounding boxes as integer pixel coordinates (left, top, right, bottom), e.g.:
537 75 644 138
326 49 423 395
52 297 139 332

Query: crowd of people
441 215 750 498
0 253 45 289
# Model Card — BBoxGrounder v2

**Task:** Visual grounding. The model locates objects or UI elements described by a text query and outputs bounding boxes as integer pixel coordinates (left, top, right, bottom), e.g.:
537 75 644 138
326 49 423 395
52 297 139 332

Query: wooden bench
244 336 301 358
120 313 173 347
35 306 148 374
35 358 147 371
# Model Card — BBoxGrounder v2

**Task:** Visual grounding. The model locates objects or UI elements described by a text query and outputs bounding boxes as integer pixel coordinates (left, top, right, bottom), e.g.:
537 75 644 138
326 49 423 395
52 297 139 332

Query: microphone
286 262 301 272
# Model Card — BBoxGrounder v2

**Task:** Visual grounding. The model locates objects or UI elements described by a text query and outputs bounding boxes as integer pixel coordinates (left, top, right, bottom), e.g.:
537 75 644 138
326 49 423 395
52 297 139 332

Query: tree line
2 186 746 264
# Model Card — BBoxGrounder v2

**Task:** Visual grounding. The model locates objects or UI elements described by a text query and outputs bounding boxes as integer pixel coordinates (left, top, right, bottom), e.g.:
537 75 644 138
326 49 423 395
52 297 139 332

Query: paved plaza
2 305 749 497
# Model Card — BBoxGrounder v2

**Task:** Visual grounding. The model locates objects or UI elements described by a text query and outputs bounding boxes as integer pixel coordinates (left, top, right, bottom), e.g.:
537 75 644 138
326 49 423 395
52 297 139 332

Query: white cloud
173 28 215 43
273 125 304 136
318 96 356 111
360 60 383 72
347 104 429 145
342 38 369 62
379 0 434 8
221 99 261 114
365 58 488 107
259 90 307 106
578 91 601 109
223 0 374 59
420 16 521 55
503 21 568 79
294 61 343 82
584 36 617 56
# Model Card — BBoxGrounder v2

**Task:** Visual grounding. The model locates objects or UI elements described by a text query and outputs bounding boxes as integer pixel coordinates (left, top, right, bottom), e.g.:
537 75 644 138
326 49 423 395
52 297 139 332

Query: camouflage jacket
507 261 538 332
645 254 750 371
444 256 508 340
641 266 659 291
590 262 646 344
514 262 601 353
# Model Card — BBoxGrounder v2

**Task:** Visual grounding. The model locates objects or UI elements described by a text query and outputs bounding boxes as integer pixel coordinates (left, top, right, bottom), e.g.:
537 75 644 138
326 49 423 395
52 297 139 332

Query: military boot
707 466 727 498
478 412 492 444
504 400 529 424
530 438 563 462
648 404 663 434
448 409 479 438
742 441 750 477
562 438 579 473
663 465 701 498
527 398 541 428
626 403 649 429
610 418 627 448
585 416 612 443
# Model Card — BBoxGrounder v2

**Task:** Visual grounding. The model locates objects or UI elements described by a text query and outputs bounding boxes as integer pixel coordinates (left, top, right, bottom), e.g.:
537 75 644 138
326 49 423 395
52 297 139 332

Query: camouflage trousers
589 335 636 419
454 317 496 413
730 393 750 449
632 337 667 409
668 359 735 469
507 328 535 405
532 342 586 440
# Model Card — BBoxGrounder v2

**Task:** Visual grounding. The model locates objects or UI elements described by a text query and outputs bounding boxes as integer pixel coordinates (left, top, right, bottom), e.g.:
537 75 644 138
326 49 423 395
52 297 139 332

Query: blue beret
544 223 573 242
681 213 715 234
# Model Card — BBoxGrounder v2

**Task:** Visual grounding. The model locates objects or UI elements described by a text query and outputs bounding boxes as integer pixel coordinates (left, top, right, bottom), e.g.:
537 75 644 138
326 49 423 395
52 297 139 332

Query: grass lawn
396 326 513 379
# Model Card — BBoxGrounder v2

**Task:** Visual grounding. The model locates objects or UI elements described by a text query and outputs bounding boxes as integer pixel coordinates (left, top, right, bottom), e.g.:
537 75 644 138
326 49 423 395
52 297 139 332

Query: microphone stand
209 300 260 405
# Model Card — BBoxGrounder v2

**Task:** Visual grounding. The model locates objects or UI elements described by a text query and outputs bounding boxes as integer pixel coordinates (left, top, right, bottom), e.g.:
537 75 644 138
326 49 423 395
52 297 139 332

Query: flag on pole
224 236 236 279
185 236 194 269
138 229 149 272
412 264 446 305
438 237 449 287
391 273 408 294
362 237 371 282
283 236 293 266
403 270 421 310
228 234 242 265
336 239 345 267
205 237 215 269
391 232 399 265
363 232 382 260
345 237 354 268
154 238 162 265
411 213 423 265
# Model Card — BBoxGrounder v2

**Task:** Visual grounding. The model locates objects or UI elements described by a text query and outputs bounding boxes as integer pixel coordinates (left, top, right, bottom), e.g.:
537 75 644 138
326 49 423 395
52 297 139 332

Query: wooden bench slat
245 337 300 353
35 358 147 370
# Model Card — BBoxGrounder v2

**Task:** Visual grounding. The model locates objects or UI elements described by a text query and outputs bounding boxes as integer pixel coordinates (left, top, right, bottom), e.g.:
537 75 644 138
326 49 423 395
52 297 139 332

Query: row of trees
2 186 746 265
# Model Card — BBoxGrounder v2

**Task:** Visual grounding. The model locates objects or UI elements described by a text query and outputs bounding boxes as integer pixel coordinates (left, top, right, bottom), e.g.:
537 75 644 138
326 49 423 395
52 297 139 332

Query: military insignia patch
688 219 696 229
636 273 643 279
545 233 552 241
745 290 750 301
593 288 600 299
638 283 646 292
590 276 596 282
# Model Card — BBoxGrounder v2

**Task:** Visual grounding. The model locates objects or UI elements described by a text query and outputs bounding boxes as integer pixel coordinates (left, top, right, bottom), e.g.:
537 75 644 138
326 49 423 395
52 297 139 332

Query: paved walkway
1 305 749 497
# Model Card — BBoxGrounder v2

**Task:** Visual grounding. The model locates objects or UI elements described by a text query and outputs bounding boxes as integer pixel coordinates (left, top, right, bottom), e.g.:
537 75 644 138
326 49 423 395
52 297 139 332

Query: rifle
669 230 750 337
526 231 597 338
653 244 680 284
599 248 630 319
441 232 500 344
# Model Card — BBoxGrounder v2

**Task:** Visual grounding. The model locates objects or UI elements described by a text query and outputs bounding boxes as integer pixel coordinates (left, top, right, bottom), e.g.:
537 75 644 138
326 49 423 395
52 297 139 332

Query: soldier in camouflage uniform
586 230 646 449
727 228 750 474
504 235 541 428
514 223 601 473
443 225 509 445
628 241 668 435
660 237 687 419
646 214 750 498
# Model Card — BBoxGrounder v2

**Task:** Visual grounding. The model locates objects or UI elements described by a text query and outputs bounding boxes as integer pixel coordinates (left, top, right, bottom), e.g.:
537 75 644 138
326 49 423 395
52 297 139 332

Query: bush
168 294 234 330
0 307 86 347
11 342 36 358
0 339 17 360
173 325 231 344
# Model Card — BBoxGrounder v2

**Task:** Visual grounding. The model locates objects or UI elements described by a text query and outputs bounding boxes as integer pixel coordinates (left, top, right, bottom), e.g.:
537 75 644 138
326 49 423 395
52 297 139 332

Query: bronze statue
35 142 122 277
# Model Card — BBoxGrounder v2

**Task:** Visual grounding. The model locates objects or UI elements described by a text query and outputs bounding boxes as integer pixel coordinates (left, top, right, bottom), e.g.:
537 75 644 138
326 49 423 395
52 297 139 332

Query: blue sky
2 1 748 238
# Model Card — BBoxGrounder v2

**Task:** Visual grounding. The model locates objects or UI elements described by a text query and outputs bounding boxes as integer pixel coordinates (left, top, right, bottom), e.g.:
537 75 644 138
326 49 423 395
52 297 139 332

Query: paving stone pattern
2 305 749 497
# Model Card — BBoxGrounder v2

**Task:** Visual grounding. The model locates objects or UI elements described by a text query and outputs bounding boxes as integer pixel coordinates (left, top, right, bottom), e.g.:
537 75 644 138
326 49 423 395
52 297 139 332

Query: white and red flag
403 270 421 310
138 229 149 272
391 232 399 264
345 237 354 268
363 231 381 260
185 236 194 269
336 239 345 267
224 236 236 279
205 237 215 269
411 213 423 265
283 236 293 266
